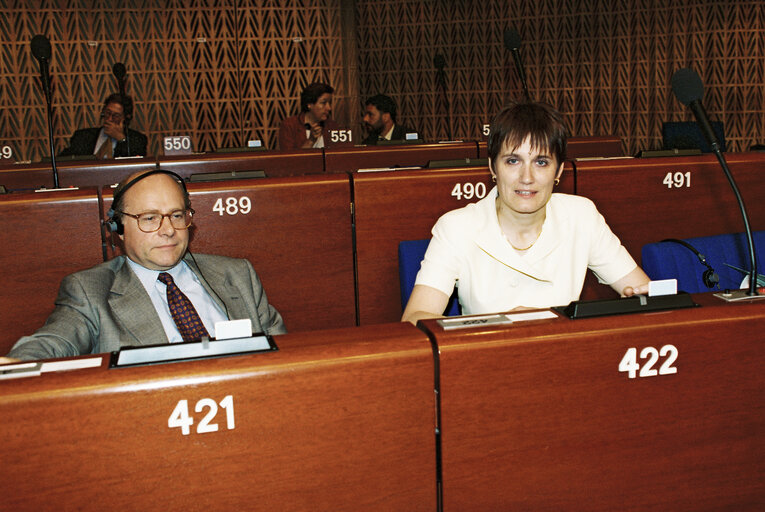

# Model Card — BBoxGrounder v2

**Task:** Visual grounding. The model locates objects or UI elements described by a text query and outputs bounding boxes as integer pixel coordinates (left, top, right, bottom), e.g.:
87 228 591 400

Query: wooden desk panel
0 163 55 190
0 159 157 190
104 175 356 332
577 152 765 300
478 136 624 159
0 188 105 354
352 166 575 325
0 323 437 511
57 158 157 187
325 142 479 173
423 295 765 510
158 149 325 178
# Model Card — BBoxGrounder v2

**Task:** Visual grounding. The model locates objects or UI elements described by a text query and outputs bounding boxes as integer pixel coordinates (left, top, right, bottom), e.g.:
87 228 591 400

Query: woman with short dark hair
402 101 650 323
278 82 340 150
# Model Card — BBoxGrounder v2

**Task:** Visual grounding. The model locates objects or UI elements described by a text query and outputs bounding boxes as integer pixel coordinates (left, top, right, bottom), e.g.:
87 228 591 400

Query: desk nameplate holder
110 334 277 368
554 293 698 319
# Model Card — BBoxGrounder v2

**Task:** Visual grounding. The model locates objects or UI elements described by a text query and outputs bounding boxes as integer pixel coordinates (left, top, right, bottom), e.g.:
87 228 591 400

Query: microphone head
434 54 446 70
671 68 704 106
31 35 52 61
112 62 127 80
503 28 522 51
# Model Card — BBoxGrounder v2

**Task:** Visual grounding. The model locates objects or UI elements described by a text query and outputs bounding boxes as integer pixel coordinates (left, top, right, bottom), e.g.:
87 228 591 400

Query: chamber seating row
1 152 764 353
0 136 622 190
2 294 763 510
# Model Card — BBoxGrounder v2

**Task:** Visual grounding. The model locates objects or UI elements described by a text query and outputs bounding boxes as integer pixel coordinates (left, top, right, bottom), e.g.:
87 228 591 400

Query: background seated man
362 94 416 145
4 169 285 362
59 93 148 158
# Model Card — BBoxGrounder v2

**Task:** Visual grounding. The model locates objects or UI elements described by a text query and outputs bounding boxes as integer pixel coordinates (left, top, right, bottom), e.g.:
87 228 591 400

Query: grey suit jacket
9 253 286 361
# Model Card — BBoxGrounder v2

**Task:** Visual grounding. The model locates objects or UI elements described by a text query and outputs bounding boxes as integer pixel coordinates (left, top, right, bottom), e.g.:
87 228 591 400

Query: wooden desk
0 162 55 190
576 152 765 299
421 294 765 510
478 135 624 159
352 165 575 325
324 142 479 173
0 159 157 190
57 157 157 187
104 175 356 332
0 323 437 511
158 149 325 179
0 188 104 354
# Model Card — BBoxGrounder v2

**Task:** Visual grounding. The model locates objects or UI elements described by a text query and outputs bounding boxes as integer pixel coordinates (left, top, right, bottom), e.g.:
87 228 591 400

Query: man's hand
0 357 20 365
103 119 125 141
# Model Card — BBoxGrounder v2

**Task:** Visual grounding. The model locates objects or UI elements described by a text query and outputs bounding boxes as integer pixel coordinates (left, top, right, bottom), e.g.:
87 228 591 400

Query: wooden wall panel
1 1 763 161
356 0 765 154
1 0 347 161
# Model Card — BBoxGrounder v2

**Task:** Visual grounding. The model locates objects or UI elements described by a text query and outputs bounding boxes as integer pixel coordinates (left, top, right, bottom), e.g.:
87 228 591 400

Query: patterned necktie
158 272 209 342
95 138 113 159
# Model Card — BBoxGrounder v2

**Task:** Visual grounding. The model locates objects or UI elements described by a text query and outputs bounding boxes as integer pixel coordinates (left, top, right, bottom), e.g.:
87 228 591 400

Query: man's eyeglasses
101 110 125 122
117 209 194 233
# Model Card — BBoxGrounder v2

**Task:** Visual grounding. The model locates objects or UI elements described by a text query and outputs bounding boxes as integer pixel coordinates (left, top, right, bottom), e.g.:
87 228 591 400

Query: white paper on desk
41 357 103 373
439 310 557 330
506 310 558 322
356 166 422 173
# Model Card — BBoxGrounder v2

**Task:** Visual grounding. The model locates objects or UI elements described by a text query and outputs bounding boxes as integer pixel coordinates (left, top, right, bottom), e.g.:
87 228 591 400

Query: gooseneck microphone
503 27 530 101
433 53 453 141
30 34 59 188
112 62 131 156
671 67 758 296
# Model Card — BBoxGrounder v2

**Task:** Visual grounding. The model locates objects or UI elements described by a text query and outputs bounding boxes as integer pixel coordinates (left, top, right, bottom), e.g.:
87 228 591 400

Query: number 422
619 345 678 379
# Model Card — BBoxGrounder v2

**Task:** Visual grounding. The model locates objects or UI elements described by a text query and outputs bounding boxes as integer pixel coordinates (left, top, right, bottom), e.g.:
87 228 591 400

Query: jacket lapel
184 254 249 321
108 260 169 346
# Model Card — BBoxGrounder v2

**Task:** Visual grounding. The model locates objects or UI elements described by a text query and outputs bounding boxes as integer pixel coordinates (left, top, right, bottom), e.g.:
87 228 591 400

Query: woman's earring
491 175 497 183
554 178 560 186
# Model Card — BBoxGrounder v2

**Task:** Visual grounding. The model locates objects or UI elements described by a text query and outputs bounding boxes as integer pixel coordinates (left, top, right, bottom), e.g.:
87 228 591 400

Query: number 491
619 345 678 379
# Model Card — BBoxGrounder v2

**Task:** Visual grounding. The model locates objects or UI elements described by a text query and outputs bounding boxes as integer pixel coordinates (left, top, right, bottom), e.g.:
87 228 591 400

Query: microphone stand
39 59 59 188
435 65 453 141
712 148 759 296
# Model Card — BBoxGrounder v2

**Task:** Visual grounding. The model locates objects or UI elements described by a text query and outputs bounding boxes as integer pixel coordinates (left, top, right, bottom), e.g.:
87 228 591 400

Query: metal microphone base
713 289 765 302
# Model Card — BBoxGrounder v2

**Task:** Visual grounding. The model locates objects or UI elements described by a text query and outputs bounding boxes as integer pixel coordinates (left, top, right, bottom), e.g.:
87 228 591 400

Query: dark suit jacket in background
362 124 416 145
278 114 341 150
8 253 286 361
59 126 148 157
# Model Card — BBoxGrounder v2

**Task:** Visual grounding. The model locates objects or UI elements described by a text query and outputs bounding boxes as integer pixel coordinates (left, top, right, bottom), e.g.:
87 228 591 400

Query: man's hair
111 170 191 223
300 82 334 112
487 101 567 167
103 93 134 122
365 94 397 123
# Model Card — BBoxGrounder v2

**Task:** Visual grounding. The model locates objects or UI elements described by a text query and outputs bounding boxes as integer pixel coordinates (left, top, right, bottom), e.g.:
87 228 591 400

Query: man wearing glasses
5 170 285 361
59 93 148 158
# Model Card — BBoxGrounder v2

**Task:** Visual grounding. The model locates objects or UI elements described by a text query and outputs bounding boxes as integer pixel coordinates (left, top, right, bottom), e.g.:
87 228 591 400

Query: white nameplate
215 319 252 340
649 279 677 296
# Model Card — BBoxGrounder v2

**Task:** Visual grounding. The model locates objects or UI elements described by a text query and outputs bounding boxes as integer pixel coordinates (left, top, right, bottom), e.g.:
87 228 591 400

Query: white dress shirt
128 258 228 343
415 188 637 315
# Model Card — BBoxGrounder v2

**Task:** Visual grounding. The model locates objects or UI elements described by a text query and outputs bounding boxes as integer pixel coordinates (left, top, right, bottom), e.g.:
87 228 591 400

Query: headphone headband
107 169 189 234
661 238 720 289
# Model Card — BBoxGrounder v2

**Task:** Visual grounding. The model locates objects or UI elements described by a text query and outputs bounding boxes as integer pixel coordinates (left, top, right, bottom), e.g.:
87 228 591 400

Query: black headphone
106 169 189 235
661 238 720 289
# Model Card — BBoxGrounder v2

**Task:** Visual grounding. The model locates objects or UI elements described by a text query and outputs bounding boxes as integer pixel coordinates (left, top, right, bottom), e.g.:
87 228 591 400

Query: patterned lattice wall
356 0 765 155
1 0 763 162
0 0 348 161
